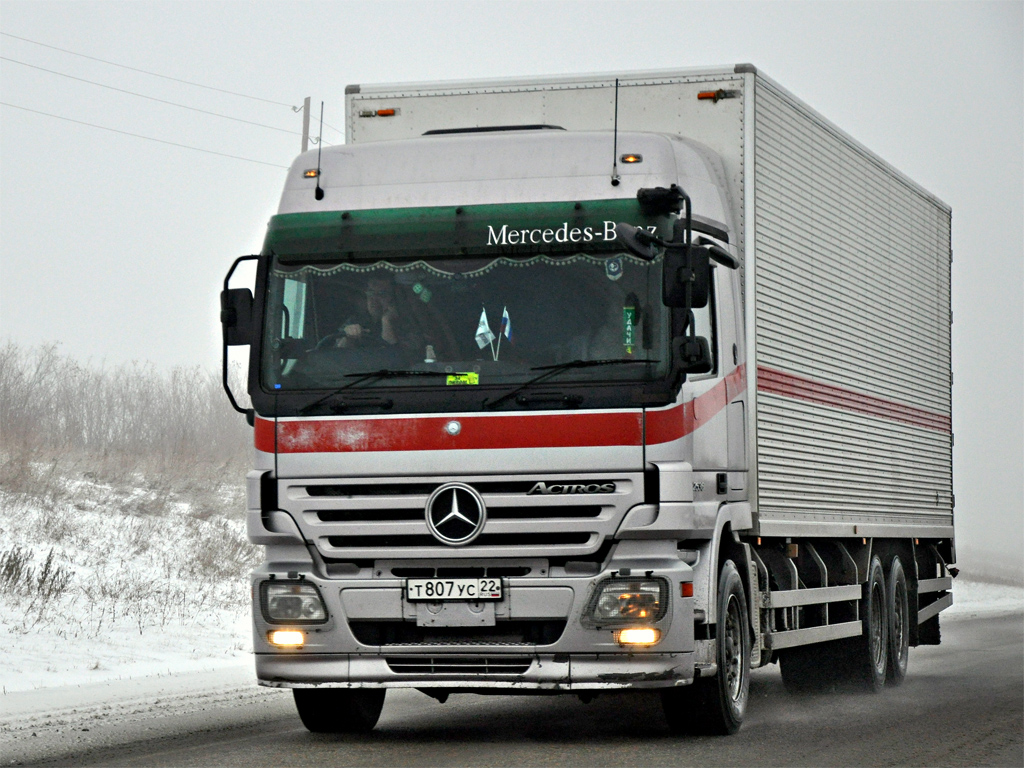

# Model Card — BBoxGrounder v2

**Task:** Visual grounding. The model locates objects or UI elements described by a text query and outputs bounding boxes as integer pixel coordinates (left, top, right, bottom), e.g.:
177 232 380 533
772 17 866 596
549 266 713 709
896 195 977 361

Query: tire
662 559 750 735
293 688 386 733
886 557 910 686
843 554 888 692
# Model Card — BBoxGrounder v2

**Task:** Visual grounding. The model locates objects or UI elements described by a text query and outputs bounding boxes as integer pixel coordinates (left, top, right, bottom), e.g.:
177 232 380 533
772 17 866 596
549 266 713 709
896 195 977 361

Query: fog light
268 630 304 647
615 628 661 645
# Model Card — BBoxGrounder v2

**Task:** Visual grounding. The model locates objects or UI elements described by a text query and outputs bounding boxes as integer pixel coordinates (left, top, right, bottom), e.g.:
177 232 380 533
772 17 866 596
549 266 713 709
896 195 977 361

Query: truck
220 64 955 735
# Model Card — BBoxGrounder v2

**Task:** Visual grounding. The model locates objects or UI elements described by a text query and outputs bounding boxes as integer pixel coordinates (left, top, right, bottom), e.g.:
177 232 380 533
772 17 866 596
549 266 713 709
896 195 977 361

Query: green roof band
264 199 675 261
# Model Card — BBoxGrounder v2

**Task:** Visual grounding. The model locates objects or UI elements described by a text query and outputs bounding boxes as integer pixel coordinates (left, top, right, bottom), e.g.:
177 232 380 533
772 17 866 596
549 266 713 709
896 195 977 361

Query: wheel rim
870 581 885 671
893 578 908 666
722 593 744 701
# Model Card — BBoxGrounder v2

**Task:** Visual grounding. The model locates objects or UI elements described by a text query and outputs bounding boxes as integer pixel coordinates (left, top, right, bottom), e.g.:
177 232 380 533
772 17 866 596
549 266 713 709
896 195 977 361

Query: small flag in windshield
476 308 496 349
501 307 512 342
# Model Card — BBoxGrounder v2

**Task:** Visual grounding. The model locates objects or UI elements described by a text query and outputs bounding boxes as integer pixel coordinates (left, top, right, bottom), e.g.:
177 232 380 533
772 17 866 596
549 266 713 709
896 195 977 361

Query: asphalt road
5 610 1021 767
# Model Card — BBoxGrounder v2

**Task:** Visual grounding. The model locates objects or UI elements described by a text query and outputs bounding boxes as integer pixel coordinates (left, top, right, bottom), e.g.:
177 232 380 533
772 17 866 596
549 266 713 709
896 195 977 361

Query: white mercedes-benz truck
221 65 955 735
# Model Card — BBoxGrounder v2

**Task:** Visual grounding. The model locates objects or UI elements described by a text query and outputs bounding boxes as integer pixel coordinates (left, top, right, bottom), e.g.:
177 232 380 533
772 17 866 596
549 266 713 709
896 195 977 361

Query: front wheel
662 559 750 735
293 688 386 733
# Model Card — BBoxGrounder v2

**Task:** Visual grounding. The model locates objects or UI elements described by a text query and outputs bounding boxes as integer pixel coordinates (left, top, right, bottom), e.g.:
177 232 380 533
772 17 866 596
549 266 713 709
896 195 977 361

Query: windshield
263 252 668 386
257 200 678 413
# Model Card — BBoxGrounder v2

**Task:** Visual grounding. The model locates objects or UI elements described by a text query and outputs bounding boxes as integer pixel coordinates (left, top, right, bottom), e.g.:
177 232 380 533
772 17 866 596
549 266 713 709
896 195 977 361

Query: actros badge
425 483 486 546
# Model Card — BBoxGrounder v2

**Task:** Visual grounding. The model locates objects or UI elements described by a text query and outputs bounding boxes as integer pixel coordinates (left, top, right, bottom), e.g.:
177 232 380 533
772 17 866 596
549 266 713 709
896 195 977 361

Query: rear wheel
886 557 910 686
844 554 888 691
293 688 386 733
662 559 750 735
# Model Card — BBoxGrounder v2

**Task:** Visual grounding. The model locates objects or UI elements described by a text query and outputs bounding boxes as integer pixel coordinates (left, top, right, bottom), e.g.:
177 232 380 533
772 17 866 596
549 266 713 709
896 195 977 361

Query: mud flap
741 542 762 667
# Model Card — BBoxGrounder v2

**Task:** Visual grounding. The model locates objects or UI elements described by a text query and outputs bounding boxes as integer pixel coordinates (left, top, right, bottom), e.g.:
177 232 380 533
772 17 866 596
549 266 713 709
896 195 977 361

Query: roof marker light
303 169 319 178
620 154 643 164
698 89 738 103
376 108 397 117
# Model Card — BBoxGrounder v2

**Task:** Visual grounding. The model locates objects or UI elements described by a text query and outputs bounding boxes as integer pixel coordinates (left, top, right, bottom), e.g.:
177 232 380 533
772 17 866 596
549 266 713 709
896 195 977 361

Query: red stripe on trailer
645 365 746 445
255 410 643 454
756 366 951 433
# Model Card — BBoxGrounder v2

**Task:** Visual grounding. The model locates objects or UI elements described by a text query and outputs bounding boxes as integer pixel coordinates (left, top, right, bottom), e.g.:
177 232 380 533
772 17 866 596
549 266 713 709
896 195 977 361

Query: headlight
260 581 328 624
583 577 668 626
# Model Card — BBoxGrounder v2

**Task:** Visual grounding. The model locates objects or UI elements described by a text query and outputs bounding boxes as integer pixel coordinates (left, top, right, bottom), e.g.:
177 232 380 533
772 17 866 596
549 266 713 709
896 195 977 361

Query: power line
1 56 304 137
0 30 296 108
0 102 290 169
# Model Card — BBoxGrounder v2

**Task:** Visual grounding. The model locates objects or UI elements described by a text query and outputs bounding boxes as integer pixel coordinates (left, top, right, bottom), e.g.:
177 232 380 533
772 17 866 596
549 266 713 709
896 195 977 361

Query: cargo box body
345 66 954 542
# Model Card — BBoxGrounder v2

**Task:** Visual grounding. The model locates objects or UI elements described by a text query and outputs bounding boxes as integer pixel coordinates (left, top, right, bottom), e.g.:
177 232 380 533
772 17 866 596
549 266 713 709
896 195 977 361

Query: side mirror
221 288 254 346
675 336 713 374
662 246 710 308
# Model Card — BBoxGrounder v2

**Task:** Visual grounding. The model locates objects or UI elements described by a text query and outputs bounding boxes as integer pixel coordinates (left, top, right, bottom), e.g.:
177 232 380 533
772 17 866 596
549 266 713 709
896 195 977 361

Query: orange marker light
681 582 694 598
620 154 643 164
376 109 397 117
698 89 734 103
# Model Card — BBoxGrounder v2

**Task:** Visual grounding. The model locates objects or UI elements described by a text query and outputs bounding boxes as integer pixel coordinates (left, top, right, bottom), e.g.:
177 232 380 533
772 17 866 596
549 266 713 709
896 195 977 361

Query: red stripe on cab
646 365 746 445
255 410 643 454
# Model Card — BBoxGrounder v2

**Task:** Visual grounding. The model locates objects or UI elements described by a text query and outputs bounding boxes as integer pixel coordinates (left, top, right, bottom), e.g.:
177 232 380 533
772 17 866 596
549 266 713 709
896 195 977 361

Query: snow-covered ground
943 578 1024 621
1 606 253 694
0 473 257 694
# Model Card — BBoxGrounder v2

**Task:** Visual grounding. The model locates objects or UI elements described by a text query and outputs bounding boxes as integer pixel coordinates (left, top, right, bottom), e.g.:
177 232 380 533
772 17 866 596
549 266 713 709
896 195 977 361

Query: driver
332 276 402 349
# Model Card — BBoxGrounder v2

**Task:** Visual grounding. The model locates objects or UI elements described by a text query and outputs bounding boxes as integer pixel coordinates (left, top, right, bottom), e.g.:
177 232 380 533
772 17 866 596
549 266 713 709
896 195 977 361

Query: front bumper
257 651 694 690
251 537 697 690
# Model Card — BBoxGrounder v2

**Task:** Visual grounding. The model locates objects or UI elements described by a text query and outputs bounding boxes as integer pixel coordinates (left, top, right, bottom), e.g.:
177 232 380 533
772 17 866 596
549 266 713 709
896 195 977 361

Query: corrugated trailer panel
751 75 953 535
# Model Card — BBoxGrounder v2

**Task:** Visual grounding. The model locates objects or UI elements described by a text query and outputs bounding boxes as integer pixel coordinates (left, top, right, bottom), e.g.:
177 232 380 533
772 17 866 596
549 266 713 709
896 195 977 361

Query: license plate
406 578 502 601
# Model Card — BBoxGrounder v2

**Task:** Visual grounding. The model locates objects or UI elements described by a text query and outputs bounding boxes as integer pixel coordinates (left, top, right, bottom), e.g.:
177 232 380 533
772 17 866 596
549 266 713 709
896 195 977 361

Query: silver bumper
257 651 694 690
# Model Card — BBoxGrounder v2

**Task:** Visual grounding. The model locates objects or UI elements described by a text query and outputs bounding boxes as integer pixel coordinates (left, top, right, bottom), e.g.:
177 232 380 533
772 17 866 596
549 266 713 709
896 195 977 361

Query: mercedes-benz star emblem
425 483 486 546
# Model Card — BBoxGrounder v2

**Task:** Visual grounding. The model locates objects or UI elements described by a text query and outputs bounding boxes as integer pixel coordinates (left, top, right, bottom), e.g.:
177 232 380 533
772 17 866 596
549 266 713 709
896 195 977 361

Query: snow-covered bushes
0 342 258 646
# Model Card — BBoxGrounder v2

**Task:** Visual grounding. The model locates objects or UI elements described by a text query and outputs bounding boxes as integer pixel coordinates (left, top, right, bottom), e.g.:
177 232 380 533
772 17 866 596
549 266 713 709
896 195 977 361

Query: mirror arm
222 255 260 420
695 236 739 270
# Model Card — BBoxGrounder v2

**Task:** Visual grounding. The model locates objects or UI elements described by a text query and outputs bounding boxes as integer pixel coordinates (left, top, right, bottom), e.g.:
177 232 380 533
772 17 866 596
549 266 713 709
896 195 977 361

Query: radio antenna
611 78 620 187
314 101 325 200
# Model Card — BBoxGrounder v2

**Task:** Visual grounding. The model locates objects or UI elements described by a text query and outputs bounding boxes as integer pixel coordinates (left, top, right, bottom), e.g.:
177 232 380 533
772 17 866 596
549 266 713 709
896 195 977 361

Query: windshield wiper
483 359 660 410
300 369 447 414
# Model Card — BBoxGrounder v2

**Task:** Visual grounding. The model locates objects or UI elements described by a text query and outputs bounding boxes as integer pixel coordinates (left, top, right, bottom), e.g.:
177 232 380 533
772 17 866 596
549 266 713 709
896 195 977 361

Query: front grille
390 566 532 578
327 532 594 548
385 656 534 675
310 480 612 497
350 620 566 646
316 505 603 523
281 473 641 560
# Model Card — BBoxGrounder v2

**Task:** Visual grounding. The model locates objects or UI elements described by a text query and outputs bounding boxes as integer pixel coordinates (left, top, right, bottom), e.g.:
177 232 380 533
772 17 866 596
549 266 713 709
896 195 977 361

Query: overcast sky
1 1 1021 565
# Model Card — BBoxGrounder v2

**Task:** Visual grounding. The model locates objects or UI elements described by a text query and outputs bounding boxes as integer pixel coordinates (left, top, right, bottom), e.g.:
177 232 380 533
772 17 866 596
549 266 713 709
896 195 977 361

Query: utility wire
0 31 346 139
0 31 296 108
1 56 306 137
0 102 290 169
